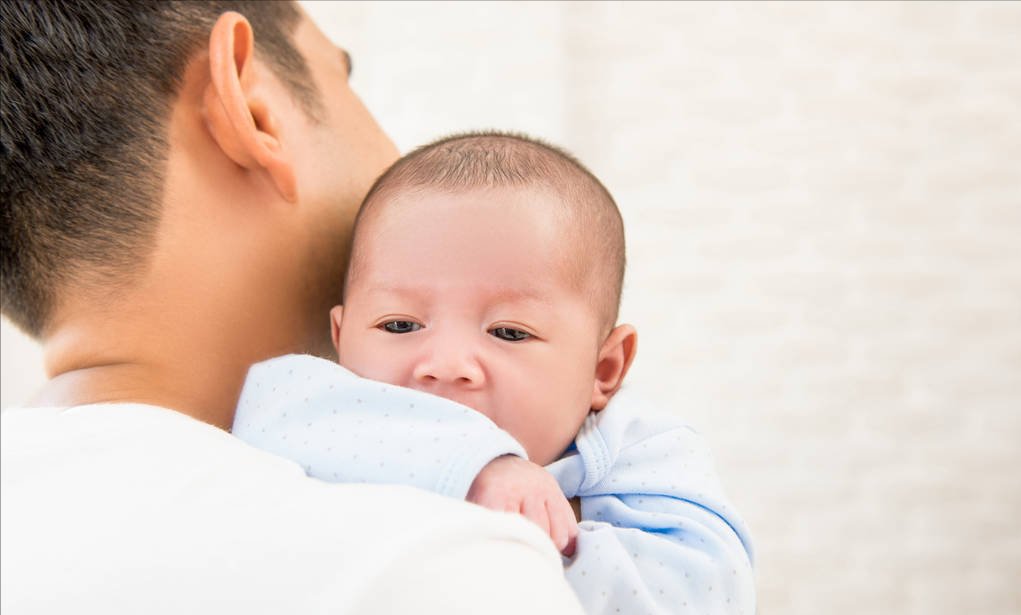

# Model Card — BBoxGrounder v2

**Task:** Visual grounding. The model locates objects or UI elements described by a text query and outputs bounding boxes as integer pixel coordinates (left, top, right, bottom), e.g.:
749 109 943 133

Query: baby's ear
329 305 345 356
591 324 638 412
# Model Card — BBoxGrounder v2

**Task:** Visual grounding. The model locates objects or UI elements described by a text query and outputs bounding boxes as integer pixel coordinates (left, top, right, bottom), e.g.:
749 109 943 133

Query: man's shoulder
1 400 518 533
1 402 572 614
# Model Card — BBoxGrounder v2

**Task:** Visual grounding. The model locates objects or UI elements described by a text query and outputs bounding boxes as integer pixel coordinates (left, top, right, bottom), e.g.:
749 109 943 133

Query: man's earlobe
203 11 297 202
591 325 638 412
330 305 345 356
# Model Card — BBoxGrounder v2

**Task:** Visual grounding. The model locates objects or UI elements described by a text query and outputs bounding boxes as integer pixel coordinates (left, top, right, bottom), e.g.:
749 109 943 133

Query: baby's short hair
347 131 625 333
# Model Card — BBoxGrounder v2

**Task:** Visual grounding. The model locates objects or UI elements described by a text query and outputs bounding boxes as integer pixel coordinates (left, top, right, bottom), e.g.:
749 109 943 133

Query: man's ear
203 11 297 202
591 324 638 412
329 305 345 356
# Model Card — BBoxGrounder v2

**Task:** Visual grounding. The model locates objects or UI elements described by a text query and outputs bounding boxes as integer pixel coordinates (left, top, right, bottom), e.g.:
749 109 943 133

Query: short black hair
348 131 626 331
1 0 319 337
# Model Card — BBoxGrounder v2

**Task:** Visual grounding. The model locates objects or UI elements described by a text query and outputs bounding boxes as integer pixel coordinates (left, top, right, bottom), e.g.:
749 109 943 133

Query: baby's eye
489 327 531 342
381 320 422 334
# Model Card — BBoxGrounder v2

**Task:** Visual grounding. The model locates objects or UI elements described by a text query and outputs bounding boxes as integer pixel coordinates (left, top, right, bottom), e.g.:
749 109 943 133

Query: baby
234 133 755 614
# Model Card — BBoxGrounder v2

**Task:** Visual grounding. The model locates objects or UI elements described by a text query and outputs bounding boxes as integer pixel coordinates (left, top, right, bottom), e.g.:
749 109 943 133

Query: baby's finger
521 497 551 539
546 498 574 554
563 509 579 558
545 499 566 552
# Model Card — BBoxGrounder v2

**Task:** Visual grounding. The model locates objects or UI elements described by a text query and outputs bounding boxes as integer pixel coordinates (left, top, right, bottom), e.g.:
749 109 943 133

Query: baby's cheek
354 360 403 386
529 409 588 466
337 336 396 383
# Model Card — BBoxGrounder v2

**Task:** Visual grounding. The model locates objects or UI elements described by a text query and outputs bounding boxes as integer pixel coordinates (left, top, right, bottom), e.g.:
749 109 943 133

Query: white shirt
1 403 581 615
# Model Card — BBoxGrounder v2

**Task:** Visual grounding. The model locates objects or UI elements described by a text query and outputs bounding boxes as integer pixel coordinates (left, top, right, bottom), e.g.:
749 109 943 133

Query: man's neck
34 327 248 430
30 162 334 429
32 282 316 430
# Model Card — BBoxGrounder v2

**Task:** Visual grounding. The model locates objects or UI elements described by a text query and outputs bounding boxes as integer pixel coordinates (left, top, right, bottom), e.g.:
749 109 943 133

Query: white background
3 2 1019 613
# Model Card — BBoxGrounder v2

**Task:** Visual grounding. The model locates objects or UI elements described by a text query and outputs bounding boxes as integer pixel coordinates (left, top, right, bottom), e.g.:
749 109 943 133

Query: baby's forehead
347 132 624 329
374 184 574 250
351 183 615 326
368 183 572 239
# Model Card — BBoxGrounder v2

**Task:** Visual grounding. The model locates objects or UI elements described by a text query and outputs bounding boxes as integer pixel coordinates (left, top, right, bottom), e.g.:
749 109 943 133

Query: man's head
1 0 398 423
1 1 396 349
331 133 637 464
0 1 292 336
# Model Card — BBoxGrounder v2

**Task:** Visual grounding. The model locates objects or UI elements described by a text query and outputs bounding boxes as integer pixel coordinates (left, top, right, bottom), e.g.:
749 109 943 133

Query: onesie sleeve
232 354 526 499
546 389 756 615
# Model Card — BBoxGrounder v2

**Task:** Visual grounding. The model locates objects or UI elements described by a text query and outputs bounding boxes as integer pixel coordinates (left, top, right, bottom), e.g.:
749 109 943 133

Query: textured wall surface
2 2 1019 613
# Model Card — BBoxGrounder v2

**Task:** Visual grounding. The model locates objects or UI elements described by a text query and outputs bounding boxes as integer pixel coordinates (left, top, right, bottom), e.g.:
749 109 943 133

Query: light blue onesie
233 354 755 614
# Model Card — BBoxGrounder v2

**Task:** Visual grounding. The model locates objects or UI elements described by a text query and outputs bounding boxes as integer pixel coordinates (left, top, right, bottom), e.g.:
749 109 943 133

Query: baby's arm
233 355 525 499
233 354 574 552
546 396 756 614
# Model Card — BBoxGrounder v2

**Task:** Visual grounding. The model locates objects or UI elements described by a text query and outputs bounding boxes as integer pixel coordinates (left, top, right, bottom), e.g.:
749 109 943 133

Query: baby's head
331 132 637 465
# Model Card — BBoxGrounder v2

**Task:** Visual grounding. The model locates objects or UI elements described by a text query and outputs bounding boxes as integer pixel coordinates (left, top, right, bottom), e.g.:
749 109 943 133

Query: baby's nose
412 347 485 389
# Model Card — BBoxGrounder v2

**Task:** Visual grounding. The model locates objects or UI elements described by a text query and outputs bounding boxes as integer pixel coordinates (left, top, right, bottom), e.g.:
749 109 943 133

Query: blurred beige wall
3 1 1019 613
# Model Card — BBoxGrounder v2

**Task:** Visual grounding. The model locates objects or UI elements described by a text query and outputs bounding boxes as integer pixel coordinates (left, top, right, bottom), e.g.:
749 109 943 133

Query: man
0 2 581 613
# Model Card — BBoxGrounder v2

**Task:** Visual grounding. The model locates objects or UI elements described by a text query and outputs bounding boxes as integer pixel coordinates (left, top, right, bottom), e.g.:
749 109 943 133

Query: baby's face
333 187 605 465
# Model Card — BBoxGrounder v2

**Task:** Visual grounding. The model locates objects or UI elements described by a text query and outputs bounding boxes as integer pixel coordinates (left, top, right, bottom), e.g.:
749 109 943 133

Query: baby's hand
467 455 578 556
